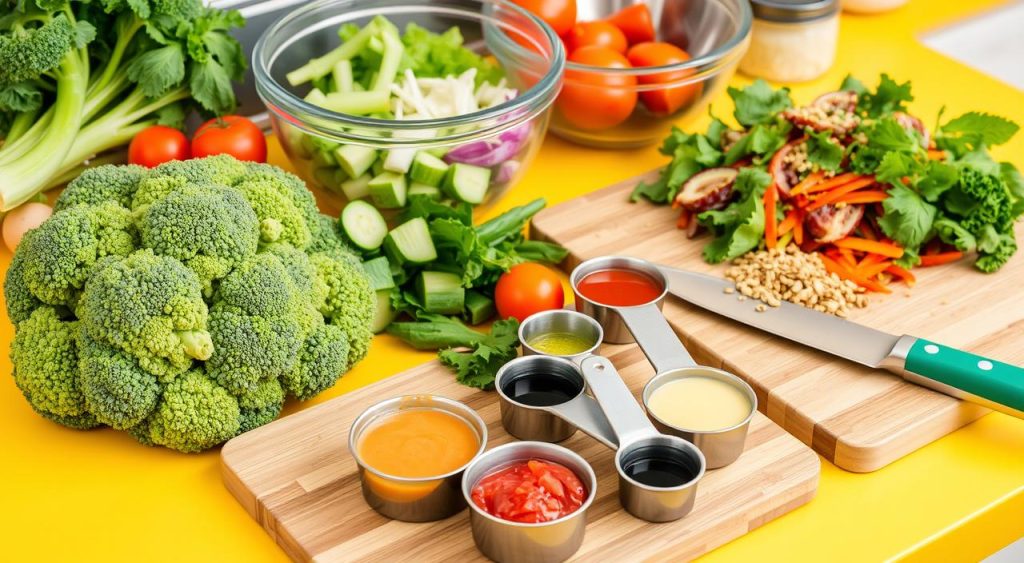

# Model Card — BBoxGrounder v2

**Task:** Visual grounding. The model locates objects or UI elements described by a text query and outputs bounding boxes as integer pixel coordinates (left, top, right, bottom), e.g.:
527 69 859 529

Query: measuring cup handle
616 303 697 374
547 394 619 449
580 356 657 446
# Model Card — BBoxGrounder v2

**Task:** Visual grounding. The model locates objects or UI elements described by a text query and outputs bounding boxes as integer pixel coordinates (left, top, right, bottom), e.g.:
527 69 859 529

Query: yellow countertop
2 0 1023 561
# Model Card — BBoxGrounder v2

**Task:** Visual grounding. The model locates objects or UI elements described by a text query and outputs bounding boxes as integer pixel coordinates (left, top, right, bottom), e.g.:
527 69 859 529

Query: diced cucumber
410 152 449 187
464 291 496 325
299 133 318 156
425 146 450 158
340 173 373 200
370 290 396 333
408 183 442 200
384 217 437 265
443 163 492 204
313 167 346 191
322 90 390 116
368 172 407 209
332 59 354 93
416 271 465 315
361 256 395 290
312 149 336 168
341 200 388 251
371 156 385 177
383 148 417 174
335 144 378 178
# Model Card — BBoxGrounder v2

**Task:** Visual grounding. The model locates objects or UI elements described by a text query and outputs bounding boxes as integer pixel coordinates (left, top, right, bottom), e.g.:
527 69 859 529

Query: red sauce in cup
576 268 662 306
471 459 587 523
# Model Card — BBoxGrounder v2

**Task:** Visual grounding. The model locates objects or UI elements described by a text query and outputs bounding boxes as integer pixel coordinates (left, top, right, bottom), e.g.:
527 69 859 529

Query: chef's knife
656 264 1024 419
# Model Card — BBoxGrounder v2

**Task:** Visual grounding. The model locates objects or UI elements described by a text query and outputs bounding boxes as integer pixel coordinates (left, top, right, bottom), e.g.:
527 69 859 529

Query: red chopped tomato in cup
471 459 587 523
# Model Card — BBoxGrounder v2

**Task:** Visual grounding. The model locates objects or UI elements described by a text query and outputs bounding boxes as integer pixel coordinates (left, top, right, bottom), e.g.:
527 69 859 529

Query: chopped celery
285 17 383 86
372 25 403 92
332 60 354 93
322 91 390 116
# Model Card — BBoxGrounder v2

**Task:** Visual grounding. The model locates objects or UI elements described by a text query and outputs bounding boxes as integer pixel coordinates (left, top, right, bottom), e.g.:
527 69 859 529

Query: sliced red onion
444 120 532 167
495 159 521 183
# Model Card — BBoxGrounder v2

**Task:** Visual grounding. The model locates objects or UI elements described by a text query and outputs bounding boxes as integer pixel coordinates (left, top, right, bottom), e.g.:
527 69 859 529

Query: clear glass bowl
253 0 564 214
551 0 752 149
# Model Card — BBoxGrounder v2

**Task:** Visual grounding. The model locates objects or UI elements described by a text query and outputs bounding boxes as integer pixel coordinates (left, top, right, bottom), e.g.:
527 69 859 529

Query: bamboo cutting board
531 171 1024 473
221 344 820 562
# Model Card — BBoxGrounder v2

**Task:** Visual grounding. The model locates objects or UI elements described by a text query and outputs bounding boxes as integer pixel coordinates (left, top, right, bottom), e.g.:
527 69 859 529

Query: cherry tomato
128 125 190 168
191 115 267 163
566 21 628 54
510 0 576 38
494 263 564 322
557 46 638 130
607 4 656 45
626 42 701 116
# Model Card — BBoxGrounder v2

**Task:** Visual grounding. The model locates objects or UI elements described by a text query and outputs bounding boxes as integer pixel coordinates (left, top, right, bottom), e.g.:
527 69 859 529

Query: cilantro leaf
840 74 867 96
697 167 771 263
878 184 936 248
916 160 958 201
868 117 921 152
874 151 916 186
805 129 844 172
728 80 792 127
724 122 789 165
940 112 1019 147
860 74 913 118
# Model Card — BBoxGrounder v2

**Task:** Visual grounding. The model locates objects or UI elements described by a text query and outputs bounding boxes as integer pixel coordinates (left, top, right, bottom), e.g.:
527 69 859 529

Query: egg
3 202 52 252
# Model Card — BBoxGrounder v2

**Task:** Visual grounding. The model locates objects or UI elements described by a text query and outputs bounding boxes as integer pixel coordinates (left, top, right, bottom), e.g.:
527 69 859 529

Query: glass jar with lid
739 0 840 83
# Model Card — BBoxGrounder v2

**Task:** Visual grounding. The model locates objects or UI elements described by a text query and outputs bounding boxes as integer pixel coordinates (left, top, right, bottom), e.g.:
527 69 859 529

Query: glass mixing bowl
253 0 564 214
551 0 752 149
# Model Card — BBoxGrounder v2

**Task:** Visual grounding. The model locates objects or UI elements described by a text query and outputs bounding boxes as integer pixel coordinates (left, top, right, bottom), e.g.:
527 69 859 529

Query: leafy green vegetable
878 184 937 249
724 122 790 165
940 112 1019 149
631 126 725 203
858 74 913 118
805 129 844 172
697 168 771 263
727 80 793 127
400 23 503 86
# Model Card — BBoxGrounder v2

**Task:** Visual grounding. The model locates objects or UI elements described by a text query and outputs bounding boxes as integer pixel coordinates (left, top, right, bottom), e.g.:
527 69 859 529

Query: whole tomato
191 115 267 163
557 46 638 130
510 0 576 38
607 4 656 45
626 42 701 116
566 21 628 54
128 125 190 168
494 263 565 323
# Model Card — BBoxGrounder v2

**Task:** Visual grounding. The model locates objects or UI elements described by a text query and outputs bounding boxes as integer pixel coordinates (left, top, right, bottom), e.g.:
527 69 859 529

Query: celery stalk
372 26 404 92
285 19 380 86
322 91 390 115
332 60 354 93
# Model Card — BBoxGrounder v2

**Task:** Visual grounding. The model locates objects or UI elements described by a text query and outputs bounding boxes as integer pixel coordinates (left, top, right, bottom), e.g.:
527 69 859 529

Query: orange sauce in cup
357 408 480 478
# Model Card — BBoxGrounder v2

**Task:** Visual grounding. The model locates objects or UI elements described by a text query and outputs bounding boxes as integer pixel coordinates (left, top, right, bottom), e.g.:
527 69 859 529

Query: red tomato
607 4 656 45
191 115 267 163
494 263 565 322
626 42 701 116
128 125 190 168
556 46 638 130
471 459 587 523
566 21 628 54
510 0 577 38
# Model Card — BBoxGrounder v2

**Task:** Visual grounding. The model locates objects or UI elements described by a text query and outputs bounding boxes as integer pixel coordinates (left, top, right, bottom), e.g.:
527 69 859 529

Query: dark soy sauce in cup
622 447 699 487
502 373 580 407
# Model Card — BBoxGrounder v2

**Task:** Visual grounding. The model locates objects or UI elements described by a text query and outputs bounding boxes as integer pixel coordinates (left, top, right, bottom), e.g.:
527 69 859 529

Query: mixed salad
633 75 1022 292
284 16 529 211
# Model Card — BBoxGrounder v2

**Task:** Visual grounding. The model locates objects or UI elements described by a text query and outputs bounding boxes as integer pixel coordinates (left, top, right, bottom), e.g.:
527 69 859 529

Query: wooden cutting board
531 171 1024 473
221 344 819 562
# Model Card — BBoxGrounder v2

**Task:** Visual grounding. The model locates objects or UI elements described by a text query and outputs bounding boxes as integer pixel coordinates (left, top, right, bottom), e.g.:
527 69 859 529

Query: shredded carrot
765 184 778 250
834 191 888 205
793 217 804 245
859 253 886 267
858 260 893 279
798 172 861 195
778 230 794 249
806 177 878 210
818 254 892 293
833 237 904 259
918 251 963 267
927 149 946 160
838 248 857 268
886 265 916 286
788 171 826 196
778 209 800 236
676 209 691 230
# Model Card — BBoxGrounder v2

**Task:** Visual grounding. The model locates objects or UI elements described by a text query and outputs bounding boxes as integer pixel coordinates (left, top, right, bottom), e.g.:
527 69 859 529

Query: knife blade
656 264 1024 419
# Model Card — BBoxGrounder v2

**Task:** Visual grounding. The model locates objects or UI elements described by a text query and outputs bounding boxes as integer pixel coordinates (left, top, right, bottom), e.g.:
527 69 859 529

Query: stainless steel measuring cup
495 355 617 448
570 255 757 468
519 309 603 364
580 355 706 523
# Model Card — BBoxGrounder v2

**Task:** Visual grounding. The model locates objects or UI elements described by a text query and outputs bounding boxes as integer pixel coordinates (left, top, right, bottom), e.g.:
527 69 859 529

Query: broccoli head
77 330 160 429
4 229 45 325
206 254 305 394
130 155 250 211
143 369 240 453
17 201 137 307
260 243 328 308
311 249 374 367
236 376 285 433
282 323 350 400
54 164 146 211
0 13 78 85
78 249 213 379
10 306 99 429
234 178 313 248
138 183 259 292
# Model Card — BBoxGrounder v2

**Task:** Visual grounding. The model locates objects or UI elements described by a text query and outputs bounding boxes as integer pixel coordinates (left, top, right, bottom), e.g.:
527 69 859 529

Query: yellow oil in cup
526 332 595 356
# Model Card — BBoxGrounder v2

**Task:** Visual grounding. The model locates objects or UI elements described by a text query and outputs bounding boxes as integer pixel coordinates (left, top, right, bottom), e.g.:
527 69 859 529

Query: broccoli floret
54 164 146 211
144 369 240 453
130 155 250 211
17 201 137 307
234 179 313 248
4 230 45 325
10 306 99 429
206 254 304 394
77 330 160 429
0 12 77 86
261 243 328 308
236 376 285 433
309 213 354 253
311 249 375 367
283 323 350 400
78 249 213 379
138 183 259 292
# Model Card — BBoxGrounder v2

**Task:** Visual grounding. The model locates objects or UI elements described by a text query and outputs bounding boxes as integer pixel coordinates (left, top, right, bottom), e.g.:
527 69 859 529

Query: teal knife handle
905 339 1024 414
